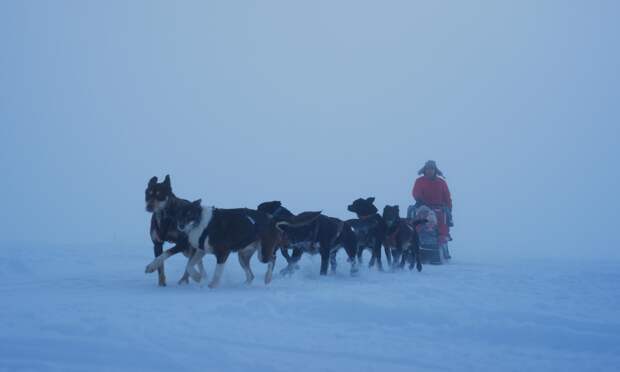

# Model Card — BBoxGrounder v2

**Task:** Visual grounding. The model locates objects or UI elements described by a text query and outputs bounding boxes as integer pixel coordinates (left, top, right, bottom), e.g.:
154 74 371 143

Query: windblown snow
0 244 618 372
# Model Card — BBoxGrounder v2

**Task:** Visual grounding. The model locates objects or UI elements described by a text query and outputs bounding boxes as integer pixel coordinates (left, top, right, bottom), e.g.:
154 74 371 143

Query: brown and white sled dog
146 199 320 288
382 205 427 271
144 175 204 286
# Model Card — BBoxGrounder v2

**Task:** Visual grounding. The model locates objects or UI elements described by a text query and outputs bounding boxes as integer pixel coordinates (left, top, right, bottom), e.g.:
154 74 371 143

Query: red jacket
412 176 452 210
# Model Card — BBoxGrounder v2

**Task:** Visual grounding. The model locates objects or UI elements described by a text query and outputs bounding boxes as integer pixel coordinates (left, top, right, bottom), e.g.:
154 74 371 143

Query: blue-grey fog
1 0 618 260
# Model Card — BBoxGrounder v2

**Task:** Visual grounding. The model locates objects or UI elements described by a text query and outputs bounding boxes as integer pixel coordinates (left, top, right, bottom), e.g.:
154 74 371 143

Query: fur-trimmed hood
418 160 444 177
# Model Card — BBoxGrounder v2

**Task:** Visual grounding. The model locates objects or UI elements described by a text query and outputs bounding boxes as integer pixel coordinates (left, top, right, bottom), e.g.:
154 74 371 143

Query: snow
1 244 619 372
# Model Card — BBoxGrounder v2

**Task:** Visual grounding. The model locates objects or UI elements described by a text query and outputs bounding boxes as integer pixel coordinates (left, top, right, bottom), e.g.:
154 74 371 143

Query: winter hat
418 160 444 177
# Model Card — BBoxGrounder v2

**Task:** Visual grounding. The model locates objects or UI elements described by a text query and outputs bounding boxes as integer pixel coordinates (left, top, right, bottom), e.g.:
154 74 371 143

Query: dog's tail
276 211 322 231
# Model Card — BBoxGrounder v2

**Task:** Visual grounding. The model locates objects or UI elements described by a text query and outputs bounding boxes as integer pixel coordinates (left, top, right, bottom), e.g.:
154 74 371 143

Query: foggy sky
1 1 618 260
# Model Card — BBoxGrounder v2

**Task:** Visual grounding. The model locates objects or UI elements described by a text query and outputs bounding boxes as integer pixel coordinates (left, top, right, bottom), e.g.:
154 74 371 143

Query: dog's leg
281 246 302 276
264 254 276 285
384 244 392 268
414 240 423 272
329 250 338 274
398 246 407 270
322 238 338 274
357 245 364 265
368 246 377 268
178 245 195 285
150 243 166 286
290 248 302 271
261 238 278 285
209 251 230 288
319 250 330 276
349 257 359 275
388 247 398 271
197 258 207 281
373 241 384 271
185 249 206 283
209 263 225 288
343 241 359 276
146 243 186 274
178 271 190 285
238 247 255 285
184 250 201 283
279 246 295 275
280 246 293 264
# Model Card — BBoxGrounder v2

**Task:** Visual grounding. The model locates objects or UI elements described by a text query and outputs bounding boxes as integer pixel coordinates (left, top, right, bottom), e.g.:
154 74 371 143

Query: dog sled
407 204 451 264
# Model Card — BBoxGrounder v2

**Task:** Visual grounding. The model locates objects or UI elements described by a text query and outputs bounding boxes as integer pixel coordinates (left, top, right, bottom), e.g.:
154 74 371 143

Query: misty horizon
1 1 618 261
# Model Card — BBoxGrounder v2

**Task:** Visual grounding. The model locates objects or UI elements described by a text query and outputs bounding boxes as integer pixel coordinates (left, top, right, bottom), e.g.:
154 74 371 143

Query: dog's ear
148 176 158 186
163 175 171 187
366 197 375 204
192 199 202 206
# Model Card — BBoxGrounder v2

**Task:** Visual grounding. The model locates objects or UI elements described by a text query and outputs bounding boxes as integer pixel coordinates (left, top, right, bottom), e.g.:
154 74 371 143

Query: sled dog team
144 175 428 288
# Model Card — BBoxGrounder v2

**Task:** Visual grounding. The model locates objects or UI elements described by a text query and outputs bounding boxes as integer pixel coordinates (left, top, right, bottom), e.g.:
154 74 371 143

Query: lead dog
147 199 320 288
144 175 204 286
257 201 359 276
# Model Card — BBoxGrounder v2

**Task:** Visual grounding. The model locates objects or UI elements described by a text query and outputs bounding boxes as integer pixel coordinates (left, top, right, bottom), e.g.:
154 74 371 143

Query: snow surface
1 244 619 372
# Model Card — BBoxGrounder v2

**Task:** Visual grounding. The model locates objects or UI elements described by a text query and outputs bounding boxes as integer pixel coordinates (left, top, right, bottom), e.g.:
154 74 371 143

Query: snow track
1 244 619 372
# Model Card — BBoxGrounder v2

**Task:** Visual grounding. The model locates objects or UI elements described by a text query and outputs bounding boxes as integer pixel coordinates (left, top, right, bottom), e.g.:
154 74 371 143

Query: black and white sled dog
347 197 388 271
382 205 427 272
146 199 321 288
144 175 204 286
257 201 359 276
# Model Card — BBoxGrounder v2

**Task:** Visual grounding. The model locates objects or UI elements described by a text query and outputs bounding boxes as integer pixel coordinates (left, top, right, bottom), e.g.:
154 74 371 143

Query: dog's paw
350 262 359 275
145 261 158 273
208 281 219 289
178 276 190 285
189 271 202 283
280 264 298 277
145 257 165 273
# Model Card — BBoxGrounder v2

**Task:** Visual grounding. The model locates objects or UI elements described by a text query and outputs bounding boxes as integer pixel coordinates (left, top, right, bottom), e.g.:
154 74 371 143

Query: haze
1 1 618 260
